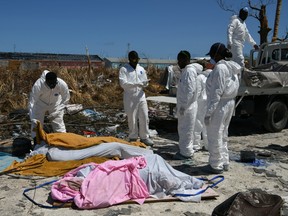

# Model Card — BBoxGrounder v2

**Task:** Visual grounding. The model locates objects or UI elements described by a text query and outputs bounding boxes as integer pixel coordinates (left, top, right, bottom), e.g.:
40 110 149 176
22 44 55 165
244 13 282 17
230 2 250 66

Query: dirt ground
0 108 288 216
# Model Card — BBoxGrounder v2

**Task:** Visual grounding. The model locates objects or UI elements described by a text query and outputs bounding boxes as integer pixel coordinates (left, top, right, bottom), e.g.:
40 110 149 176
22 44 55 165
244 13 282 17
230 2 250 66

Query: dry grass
0 65 165 114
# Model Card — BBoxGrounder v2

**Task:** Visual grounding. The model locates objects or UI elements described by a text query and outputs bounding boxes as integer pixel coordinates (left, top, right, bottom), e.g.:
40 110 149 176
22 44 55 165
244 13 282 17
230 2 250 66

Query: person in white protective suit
119 51 154 146
165 65 181 96
165 65 181 115
193 66 212 151
203 43 242 174
29 70 70 142
173 51 203 160
227 7 259 68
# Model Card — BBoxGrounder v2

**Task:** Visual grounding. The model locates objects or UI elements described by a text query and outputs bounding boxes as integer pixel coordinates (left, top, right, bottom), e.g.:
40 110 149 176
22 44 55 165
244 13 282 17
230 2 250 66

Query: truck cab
249 41 288 68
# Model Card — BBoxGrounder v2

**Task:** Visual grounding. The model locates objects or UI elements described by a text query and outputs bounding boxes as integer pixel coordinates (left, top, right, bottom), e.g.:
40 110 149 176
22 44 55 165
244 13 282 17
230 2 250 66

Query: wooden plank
52 186 218 207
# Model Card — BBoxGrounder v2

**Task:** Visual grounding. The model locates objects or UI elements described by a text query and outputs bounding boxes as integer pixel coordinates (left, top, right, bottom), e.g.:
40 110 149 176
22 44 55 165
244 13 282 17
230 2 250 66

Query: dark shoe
140 138 154 146
33 137 37 145
202 146 208 151
223 164 229 171
202 165 223 174
159 89 169 94
173 152 193 160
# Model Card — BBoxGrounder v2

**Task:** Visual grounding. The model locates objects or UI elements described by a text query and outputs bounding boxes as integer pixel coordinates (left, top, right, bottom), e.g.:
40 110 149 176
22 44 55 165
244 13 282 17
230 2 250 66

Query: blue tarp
0 152 23 172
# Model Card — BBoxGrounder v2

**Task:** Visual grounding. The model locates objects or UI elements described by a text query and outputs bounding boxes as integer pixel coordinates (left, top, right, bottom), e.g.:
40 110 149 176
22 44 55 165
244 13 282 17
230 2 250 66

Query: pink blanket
51 157 150 209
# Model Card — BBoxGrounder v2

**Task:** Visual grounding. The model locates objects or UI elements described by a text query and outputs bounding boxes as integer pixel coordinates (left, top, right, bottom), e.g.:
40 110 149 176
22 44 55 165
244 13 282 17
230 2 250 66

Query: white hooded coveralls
194 69 211 150
29 70 70 138
119 63 150 140
227 15 257 67
166 65 181 96
205 60 241 170
176 63 202 157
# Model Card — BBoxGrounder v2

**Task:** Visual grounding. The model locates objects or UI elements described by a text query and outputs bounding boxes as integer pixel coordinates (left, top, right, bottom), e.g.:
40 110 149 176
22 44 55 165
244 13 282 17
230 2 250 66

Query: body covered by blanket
3 142 153 177
51 155 204 209
51 157 149 209
2 121 152 176
32 119 147 149
28 141 153 161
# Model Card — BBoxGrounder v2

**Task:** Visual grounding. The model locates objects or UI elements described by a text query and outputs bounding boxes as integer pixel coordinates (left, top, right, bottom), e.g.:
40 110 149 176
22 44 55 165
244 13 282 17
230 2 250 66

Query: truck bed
147 61 288 103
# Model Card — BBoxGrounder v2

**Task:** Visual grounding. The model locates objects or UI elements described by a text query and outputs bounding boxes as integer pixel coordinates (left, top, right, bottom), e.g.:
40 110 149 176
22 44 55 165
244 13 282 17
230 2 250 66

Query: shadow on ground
150 115 270 137
256 144 288 152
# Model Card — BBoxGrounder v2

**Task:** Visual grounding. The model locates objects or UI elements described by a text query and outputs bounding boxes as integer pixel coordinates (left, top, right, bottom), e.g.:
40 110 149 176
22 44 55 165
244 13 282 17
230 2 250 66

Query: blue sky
1 0 287 59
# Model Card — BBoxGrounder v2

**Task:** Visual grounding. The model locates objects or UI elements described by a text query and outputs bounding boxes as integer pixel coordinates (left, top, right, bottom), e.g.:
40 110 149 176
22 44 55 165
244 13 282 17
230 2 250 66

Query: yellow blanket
35 120 146 149
2 121 147 177
3 154 111 177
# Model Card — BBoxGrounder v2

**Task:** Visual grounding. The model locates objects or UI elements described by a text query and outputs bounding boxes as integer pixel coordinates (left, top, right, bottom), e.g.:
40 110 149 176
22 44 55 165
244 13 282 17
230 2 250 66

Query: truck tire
264 100 288 132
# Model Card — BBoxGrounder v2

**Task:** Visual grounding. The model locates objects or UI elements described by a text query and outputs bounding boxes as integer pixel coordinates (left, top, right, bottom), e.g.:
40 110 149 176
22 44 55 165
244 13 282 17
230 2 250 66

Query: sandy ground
1 116 288 216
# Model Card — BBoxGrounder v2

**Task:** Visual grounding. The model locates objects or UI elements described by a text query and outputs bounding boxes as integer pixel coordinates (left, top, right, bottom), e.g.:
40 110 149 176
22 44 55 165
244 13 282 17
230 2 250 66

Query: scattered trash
257 151 272 157
253 168 266 174
115 112 127 122
105 124 120 133
81 109 105 121
116 132 127 139
65 104 84 115
240 150 256 163
249 159 268 167
83 130 97 137
149 129 158 137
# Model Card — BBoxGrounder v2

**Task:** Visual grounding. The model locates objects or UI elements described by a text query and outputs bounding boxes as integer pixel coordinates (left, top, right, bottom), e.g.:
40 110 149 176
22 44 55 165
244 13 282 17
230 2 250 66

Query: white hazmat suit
166 65 181 96
194 69 211 151
176 63 203 157
29 70 70 138
205 60 241 170
119 63 150 141
227 14 257 67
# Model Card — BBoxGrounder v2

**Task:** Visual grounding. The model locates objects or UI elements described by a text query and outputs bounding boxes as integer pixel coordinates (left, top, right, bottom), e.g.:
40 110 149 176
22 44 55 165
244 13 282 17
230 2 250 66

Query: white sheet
46 142 153 161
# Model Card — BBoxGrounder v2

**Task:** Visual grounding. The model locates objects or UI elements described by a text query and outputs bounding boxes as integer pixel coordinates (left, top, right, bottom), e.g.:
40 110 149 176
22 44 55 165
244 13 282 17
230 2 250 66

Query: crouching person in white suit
29 70 70 143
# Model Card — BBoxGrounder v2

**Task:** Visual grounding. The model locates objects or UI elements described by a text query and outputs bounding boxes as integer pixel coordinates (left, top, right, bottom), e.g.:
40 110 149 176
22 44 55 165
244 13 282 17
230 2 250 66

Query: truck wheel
264 100 288 132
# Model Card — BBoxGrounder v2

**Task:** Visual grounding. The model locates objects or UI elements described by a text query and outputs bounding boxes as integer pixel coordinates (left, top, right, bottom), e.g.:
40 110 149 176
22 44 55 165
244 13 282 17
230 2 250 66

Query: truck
236 40 288 132
147 41 288 132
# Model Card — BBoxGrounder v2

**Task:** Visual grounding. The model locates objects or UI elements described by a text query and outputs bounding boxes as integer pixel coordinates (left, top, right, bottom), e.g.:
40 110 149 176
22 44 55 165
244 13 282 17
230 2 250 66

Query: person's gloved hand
179 107 185 116
136 82 144 87
142 80 149 87
204 116 211 125
254 44 259 50
47 112 58 120
227 44 232 50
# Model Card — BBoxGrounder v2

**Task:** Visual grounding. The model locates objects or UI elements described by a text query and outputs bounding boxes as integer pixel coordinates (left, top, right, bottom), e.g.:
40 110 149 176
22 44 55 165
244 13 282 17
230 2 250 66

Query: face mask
46 80 57 89
239 10 248 21
210 58 216 65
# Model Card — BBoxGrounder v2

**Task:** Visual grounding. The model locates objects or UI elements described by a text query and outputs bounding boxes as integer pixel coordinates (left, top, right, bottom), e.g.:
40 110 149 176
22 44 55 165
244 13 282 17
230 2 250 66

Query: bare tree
248 0 272 44
272 0 282 41
217 0 275 44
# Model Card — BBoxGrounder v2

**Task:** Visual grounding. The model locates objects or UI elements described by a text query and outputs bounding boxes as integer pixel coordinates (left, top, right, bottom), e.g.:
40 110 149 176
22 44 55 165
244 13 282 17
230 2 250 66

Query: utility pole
127 43 130 58
86 46 92 81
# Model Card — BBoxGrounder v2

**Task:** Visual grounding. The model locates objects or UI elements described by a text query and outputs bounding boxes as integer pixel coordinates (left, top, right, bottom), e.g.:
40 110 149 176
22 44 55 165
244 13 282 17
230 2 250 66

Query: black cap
206 42 226 56
128 50 139 59
177 50 191 60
